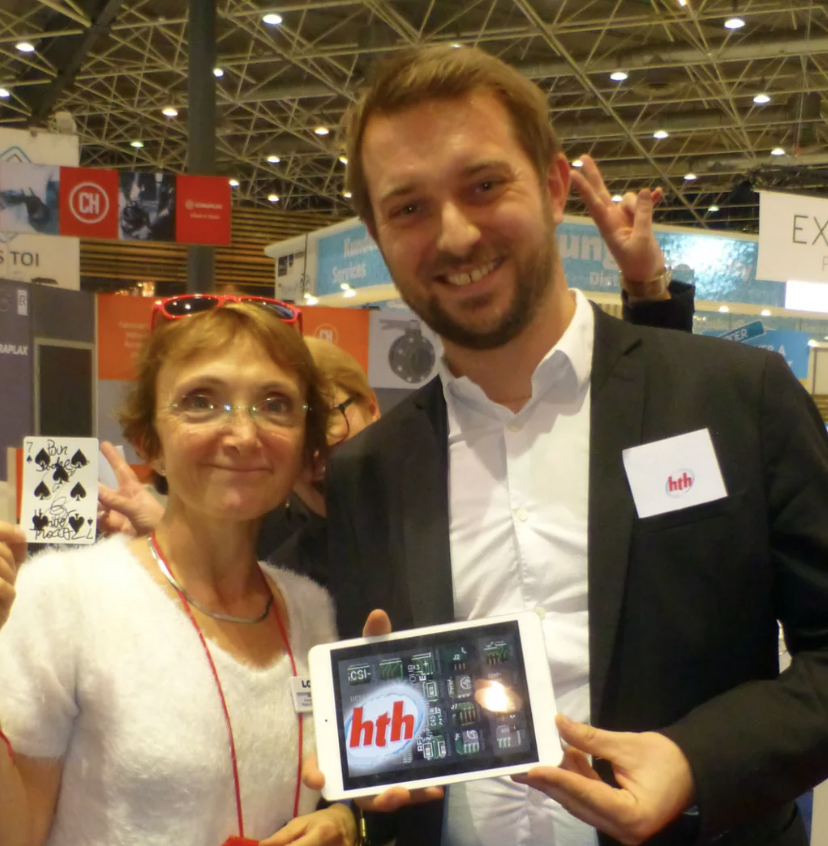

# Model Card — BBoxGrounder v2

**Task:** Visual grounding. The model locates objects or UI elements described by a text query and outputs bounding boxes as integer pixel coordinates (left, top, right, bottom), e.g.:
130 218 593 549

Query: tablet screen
330 620 539 790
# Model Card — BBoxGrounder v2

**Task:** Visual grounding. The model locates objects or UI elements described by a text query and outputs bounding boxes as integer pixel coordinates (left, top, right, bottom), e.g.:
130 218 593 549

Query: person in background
323 44 828 846
0 301 360 846
257 337 381 559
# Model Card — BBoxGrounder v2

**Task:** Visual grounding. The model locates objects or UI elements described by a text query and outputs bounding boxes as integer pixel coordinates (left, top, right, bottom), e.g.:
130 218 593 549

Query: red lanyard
165 562 304 839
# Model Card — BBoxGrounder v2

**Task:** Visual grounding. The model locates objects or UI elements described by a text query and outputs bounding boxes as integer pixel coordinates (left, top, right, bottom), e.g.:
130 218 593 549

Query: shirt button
508 421 521 433
515 508 529 522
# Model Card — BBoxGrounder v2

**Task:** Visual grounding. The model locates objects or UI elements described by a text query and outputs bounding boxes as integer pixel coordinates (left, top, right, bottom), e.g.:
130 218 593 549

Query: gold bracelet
620 267 673 302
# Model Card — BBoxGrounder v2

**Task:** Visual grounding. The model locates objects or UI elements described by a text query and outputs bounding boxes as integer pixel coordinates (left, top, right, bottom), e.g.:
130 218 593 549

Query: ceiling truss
0 0 825 231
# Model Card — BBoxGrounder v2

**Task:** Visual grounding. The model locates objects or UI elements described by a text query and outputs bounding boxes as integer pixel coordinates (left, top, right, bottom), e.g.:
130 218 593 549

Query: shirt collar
438 288 595 416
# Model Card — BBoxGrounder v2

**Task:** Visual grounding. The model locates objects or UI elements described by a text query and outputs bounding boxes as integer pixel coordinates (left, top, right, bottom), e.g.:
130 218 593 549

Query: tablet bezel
309 611 562 801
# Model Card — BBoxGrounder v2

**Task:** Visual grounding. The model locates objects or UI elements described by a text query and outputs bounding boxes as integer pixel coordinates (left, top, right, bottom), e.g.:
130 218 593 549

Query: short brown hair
119 303 329 493
304 337 376 410
344 45 562 227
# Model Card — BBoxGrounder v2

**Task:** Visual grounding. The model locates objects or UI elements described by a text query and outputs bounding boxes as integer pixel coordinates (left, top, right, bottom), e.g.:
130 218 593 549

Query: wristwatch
619 266 673 303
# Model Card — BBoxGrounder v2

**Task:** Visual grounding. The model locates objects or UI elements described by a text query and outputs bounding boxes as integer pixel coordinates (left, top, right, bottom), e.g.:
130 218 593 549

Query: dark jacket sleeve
660 351 828 840
622 281 695 332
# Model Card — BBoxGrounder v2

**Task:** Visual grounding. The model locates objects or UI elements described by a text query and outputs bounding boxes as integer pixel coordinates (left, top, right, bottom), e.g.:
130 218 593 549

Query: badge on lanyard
290 676 313 713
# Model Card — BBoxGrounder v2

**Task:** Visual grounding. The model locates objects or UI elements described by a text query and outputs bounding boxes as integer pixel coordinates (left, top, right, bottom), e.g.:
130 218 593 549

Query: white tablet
309 612 562 800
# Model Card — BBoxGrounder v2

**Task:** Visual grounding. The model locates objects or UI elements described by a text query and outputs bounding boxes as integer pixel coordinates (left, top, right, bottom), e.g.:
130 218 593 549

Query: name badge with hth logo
622 428 727 519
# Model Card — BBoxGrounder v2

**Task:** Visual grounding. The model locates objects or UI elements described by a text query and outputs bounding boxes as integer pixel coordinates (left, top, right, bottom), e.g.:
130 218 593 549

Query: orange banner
301 306 370 373
97 294 153 381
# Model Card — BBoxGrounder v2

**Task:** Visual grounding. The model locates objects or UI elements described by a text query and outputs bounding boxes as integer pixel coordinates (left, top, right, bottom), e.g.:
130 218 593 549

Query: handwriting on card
24 438 96 543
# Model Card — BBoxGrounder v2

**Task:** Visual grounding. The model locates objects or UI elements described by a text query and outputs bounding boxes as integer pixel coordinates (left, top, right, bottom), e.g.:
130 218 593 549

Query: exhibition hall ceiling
0 0 826 231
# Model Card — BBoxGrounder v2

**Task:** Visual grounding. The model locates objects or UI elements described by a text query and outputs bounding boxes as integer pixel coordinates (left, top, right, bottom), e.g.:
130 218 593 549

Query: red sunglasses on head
151 294 302 332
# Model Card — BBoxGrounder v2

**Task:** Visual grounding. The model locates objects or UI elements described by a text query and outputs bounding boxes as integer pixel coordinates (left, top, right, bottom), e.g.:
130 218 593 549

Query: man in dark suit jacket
324 44 828 846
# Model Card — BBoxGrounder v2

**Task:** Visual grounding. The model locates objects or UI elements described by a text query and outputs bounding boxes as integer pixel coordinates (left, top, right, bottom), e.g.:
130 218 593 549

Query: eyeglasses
169 393 308 431
327 396 356 445
151 294 302 332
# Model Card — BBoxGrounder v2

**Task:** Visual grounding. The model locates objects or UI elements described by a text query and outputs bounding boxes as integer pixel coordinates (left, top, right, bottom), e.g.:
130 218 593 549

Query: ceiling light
343 289 357 298
708 205 719 212
808 339 818 347
451 43 462 49
771 146 785 156
213 67 224 78
229 178 239 187
268 193 280 202
130 140 144 148
719 305 730 313
610 71 628 82
653 129 669 139
724 16 745 29
0 88 9 98
684 172 697 181
339 155 348 164
15 42 35 53
267 155 281 164
761 309 771 316
678 0 687 6
314 126 330 136
611 194 623 203
343 190 352 199
162 107 178 117
753 93 770 104
572 159 584 168
263 13 283 25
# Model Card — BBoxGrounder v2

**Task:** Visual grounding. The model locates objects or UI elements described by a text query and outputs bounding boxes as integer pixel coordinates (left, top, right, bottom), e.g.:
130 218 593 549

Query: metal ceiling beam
28 0 126 123
512 0 707 226
33 0 91 27
520 35 828 79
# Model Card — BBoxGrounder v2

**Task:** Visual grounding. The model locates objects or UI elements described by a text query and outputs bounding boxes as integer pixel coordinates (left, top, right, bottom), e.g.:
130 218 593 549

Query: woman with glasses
0 302 362 846
92 332 383 583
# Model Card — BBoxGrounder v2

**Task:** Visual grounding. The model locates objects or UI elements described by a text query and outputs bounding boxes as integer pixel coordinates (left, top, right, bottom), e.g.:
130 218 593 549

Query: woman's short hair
119 303 329 493
304 336 376 410
344 44 562 228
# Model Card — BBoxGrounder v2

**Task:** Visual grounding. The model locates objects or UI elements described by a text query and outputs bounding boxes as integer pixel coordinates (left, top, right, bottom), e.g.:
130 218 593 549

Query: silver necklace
148 534 274 625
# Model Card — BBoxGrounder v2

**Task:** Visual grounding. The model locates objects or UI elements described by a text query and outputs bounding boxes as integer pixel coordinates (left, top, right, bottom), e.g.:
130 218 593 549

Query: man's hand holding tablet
308 610 562 802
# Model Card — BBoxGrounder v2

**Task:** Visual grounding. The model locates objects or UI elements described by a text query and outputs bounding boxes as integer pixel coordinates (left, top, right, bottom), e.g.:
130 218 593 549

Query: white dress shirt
440 290 598 846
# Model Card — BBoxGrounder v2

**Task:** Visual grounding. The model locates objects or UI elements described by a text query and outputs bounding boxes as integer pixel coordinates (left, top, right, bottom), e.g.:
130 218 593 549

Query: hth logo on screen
666 470 694 496
345 687 425 770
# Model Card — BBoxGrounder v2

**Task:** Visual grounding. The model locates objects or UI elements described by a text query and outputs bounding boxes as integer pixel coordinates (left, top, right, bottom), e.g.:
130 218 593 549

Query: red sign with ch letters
59 167 120 239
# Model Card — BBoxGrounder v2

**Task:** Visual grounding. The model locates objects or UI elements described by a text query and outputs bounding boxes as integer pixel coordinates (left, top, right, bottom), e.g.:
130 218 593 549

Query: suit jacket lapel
399 377 455 627
588 307 645 724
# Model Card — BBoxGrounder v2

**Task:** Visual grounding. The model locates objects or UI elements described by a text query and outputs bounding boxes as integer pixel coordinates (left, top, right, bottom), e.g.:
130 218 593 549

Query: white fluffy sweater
0 535 337 845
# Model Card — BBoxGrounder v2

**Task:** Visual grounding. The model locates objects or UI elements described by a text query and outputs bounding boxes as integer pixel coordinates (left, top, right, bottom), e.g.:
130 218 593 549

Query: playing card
21 437 99 545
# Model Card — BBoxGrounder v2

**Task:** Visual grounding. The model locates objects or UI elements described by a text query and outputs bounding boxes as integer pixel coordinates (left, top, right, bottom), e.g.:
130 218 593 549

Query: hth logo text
666 470 694 496
349 700 414 748
345 687 425 770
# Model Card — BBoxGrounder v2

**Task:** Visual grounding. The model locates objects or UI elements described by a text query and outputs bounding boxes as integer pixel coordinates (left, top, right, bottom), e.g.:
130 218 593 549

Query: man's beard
390 205 557 351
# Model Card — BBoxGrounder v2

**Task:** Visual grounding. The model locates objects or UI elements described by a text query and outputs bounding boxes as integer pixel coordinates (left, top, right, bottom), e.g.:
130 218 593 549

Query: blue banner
316 224 392 296
717 321 765 343
744 330 811 379
312 218 785 307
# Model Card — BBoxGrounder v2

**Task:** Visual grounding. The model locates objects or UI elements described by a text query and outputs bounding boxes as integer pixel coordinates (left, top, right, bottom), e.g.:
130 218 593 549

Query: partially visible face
328 387 380 447
298 386 381 514
362 90 568 350
152 335 307 522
